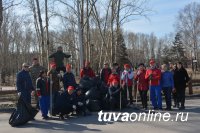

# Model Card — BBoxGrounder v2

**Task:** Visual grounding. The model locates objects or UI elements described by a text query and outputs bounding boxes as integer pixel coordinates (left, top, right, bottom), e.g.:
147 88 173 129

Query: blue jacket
161 71 174 88
63 72 77 89
16 70 34 93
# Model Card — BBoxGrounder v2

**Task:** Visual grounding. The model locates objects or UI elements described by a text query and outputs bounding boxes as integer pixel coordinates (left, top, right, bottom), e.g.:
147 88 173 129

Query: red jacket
80 67 95 78
107 73 120 87
145 68 161 86
135 69 149 91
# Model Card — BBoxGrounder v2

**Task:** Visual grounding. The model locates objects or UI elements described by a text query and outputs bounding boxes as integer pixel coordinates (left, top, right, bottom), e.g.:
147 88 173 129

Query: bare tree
176 2 200 70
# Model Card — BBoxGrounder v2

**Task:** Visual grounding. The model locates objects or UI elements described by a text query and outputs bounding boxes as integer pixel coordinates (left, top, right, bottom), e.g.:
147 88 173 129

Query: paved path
0 98 200 133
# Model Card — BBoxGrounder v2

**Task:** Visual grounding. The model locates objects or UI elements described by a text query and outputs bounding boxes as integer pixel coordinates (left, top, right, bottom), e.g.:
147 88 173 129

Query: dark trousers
122 85 133 103
172 92 177 106
139 90 148 108
56 66 66 73
76 104 86 114
109 97 120 110
60 104 73 116
21 92 31 104
163 87 172 109
176 87 186 107
39 96 50 117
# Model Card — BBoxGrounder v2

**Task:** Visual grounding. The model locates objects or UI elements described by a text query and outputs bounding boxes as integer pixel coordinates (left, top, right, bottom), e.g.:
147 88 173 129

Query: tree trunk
35 0 45 65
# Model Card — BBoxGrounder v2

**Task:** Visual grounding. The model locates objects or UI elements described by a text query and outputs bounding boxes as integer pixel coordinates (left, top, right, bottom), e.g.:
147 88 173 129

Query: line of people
99 59 190 111
16 46 190 120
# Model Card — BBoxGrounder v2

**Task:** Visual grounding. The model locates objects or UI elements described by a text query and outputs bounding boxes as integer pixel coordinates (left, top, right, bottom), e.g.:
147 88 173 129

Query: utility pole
77 0 84 71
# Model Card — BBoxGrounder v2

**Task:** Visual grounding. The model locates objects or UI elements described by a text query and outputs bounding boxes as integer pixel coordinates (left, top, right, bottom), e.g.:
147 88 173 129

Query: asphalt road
0 98 200 133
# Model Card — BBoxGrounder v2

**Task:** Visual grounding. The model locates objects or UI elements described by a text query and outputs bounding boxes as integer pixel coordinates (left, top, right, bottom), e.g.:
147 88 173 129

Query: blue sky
123 0 199 38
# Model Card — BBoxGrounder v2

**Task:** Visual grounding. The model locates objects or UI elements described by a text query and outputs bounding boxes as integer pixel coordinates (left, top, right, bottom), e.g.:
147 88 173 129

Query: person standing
121 64 134 105
29 57 46 109
80 61 95 78
47 63 60 92
100 63 112 84
145 59 162 110
113 63 121 76
161 64 174 110
174 62 190 110
47 63 61 115
49 46 71 73
107 67 120 87
169 63 178 108
16 63 34 104
36 71 50 119
63 64 77 89
135 63 149 110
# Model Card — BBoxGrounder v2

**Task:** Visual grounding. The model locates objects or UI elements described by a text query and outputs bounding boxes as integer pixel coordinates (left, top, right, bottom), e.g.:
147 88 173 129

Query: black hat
113 63 119 66
138 63 145 67
76 86 83 92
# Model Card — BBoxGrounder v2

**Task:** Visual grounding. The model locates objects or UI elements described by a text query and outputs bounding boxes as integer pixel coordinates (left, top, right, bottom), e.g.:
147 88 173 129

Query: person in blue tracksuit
16 63 34 104
145 59 162 110
36 70 50 119
63 64 77 89
161 64 174 110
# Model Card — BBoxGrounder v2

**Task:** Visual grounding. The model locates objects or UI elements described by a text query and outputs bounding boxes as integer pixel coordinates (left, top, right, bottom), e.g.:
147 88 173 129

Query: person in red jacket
107 67 120 87
80 61 95 78
121 64 134 105
135 63 149 110
145 59 162 110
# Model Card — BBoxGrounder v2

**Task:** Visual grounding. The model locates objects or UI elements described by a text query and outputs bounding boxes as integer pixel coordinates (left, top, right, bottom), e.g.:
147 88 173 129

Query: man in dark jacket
63 64 77 89
16 63 34 104
109 79 121 110
56 86 77 120
49 46 71 73
174 62 190 110
75 87 86 116
100 63 111 84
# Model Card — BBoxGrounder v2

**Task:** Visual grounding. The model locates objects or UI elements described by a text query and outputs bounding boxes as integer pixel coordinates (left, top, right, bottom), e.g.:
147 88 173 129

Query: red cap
66 64 71 70
50 63 56 68
149 59 155 65
124 64 130 69
67 86 74 91
112 79 119 84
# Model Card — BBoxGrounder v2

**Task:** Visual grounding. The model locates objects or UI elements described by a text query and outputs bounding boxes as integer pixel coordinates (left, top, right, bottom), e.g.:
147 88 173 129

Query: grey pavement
0 98 200 133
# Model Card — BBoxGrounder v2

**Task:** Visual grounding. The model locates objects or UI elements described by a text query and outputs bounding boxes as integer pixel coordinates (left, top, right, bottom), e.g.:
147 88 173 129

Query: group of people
16 46 190 120
98 59 190 111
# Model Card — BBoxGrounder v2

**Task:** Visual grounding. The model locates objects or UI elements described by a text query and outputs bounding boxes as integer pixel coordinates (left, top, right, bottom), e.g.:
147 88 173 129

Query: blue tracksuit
150 85 162 109
16 70 34 104
63 72 77 89
161 71 174 109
